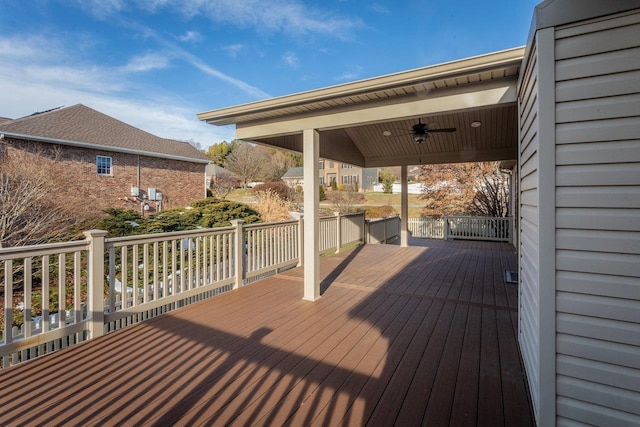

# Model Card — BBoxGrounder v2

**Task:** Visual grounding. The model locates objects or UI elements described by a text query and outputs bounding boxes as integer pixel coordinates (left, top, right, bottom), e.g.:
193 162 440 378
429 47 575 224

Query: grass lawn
226 188 427 217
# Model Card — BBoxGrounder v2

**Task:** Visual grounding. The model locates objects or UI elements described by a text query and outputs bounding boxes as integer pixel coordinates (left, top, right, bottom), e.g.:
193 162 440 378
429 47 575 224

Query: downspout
137 155 141 194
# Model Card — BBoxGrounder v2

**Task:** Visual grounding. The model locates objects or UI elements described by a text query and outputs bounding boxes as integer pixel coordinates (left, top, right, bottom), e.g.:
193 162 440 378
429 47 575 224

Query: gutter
0 131 210 164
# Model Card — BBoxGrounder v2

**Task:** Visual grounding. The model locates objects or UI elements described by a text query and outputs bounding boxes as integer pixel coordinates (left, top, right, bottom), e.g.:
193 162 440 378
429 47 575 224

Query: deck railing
365 215 401 244
0 212 366 368
409 216 512 242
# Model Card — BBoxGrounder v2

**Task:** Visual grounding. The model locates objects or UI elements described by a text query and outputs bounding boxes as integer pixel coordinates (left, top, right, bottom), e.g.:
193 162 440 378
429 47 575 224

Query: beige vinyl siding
554 9 640 426
518 41 542 418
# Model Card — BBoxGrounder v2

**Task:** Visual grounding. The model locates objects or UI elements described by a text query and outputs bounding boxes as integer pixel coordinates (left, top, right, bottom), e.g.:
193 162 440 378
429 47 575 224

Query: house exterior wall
318 160 376 191
553 10 640 425
520 5 640 426
518 36 549 423
5 138 205 216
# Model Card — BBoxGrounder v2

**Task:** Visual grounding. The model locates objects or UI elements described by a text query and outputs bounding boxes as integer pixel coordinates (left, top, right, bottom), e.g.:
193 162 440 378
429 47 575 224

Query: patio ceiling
198 47 525 168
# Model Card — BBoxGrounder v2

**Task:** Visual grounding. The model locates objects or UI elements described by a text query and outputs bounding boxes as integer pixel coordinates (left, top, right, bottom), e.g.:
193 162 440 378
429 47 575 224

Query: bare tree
326 185 365 214
209 172 240 199
418 162 509 217
0 143 81 248
223 142 269 187
263 150 297 182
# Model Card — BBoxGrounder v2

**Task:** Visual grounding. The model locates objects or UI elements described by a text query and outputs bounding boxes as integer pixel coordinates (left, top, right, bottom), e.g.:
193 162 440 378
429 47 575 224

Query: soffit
198 47 524 168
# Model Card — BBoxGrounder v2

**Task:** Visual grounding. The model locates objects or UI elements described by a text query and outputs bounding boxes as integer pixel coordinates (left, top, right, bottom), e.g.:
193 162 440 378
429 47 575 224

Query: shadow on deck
0 239 533 426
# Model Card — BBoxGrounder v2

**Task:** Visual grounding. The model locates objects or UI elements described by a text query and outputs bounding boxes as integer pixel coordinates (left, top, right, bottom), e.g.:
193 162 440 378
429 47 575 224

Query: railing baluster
195 237 201 289
74 251 81 323
121 246 128 309
23 258 32 340
162 241 168 296
143 243 149 304
153 242 159 300
133 244 139 306
58 253 66 330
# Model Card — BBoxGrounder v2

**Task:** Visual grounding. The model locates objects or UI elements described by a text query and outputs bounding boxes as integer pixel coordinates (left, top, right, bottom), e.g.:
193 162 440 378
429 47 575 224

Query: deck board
0 238 533 426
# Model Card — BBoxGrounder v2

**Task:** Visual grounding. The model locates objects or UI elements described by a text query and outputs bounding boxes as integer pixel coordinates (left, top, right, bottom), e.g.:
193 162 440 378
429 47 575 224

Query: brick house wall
5 138 205 216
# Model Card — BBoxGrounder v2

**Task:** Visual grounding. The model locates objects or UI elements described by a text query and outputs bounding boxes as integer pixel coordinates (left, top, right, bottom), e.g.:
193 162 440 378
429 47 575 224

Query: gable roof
282 167 304 179
206 163 235 177
0 104 209 163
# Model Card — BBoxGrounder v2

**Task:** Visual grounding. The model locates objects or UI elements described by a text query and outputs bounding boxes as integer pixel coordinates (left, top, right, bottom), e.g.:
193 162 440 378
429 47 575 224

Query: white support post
84 230 108 339
400 165 408 247
231 220 245 289
334 212 342 253
303 129 320 301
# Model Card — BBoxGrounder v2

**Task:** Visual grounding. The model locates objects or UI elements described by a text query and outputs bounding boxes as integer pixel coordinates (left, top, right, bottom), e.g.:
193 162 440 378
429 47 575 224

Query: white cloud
283 52 299 68
0 36 232 148
177 31 202 42
223 43 244 58
335 65 364 81
76 0 362 39
370 4 391 15
72 0 126 18
122 52 171 72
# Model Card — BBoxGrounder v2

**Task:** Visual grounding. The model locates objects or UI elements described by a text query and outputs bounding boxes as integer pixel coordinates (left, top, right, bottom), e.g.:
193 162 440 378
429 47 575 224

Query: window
96 155 112 176
319 176 324 185
329 161 334 169
319 160 325 169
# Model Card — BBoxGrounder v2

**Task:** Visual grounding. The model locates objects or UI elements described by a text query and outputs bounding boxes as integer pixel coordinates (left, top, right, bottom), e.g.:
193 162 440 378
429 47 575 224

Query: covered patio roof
197 47 524 167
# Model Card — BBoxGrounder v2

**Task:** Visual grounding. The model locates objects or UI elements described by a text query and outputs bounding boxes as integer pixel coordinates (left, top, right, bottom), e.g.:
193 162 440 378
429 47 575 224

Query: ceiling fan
410 119 457 144
389 119 457 144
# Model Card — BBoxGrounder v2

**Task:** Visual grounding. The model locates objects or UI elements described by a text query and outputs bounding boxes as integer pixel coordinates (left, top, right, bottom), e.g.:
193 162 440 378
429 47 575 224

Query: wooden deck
0 239 533 426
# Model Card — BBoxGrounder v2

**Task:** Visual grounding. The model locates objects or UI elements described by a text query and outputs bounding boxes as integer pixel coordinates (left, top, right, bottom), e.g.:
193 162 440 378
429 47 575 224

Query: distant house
282 162 378 192
281 166 304 189
0 104 210 214
205 164 236 187
319 160 378 191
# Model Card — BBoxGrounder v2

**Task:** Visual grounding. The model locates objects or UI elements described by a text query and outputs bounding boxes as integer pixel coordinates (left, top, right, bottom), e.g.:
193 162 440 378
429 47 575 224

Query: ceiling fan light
413 135 425 144
471 121 482 128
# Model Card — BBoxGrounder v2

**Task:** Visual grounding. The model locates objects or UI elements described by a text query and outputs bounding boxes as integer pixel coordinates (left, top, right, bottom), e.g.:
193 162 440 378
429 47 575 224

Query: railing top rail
446 215 512 219
105 226 235 246
339 211 366 218
244 219 298 230
0 239 89 260
366 214 400 223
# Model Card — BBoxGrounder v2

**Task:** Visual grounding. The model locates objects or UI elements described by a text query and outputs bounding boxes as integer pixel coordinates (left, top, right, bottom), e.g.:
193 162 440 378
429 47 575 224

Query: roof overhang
198 47 525 167
2 132 211 164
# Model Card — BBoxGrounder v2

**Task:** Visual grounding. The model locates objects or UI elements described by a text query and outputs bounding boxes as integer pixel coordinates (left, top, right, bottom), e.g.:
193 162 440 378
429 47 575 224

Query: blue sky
0 0 539 148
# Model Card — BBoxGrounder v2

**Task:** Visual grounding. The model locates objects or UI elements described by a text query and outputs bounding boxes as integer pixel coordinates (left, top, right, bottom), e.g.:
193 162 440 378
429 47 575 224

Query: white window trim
96 155 113 176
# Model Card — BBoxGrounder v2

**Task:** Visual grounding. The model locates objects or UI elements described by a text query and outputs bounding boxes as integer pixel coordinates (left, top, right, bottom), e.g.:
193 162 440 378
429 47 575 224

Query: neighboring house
0 104 209 214
282 162 378 191
319 159 378 191
281 166 304 189
199 2 640 425
205 164 236 187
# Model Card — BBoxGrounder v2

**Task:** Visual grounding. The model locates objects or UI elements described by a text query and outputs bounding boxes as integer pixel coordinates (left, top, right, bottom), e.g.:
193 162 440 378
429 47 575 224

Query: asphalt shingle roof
282 166 304 179
0 104 209 163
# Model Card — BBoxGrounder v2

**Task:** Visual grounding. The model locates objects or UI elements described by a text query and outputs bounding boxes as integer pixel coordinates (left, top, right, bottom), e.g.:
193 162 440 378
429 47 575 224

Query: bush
319 185 326 201
254 190 293 222
365 205 397 219
252 181 290 200
95 199 261 237
94 208 145 237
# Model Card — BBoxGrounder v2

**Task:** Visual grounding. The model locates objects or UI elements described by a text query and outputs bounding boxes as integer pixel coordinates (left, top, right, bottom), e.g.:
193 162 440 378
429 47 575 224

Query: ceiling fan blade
426 127 457 133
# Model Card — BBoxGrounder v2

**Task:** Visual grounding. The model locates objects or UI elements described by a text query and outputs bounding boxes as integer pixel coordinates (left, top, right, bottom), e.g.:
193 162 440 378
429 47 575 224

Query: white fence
409 216 512 242
0 212 366 368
